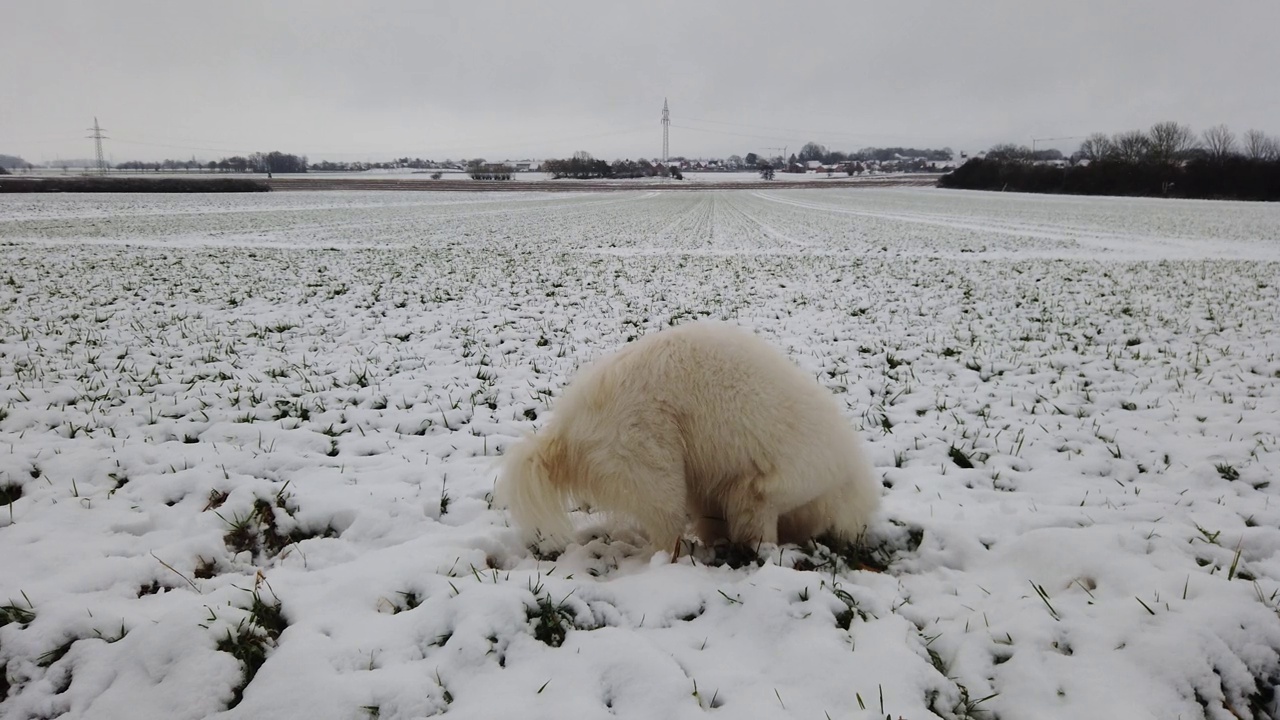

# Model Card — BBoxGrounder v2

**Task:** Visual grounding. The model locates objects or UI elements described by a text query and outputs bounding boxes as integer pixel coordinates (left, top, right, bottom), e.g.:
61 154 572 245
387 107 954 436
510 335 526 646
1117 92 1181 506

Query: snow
1 187 1278 719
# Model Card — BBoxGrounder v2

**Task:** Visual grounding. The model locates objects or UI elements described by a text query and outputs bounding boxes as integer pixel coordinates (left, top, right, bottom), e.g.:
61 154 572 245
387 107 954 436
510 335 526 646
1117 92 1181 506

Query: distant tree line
940 122 1280 201
250 151 307 173
793 142 954 164
116 158 221 172
542 152 682 180
114 151 308 174
608 158 661 178
312 157 461 172
736 143 951 174
542 152 617 179
110 154 462 174
0 154 32 171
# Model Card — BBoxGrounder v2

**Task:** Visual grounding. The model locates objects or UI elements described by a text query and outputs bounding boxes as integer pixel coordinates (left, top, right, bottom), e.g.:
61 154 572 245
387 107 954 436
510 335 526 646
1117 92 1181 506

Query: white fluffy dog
497 321 879 554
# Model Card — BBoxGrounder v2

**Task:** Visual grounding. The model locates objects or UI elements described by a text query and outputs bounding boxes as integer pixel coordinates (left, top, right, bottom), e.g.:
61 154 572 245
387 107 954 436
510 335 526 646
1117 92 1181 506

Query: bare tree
986 143 1032 162
1077 133 1114 162
1111 130 1150 163
798 142 828 163
1147 121 1197 164
1201 124 1237 161
1243 129 1280 161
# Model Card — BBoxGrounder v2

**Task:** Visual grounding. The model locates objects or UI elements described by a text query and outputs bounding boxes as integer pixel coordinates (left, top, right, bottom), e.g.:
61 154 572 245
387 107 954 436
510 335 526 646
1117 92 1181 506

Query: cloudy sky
5 0 1277 163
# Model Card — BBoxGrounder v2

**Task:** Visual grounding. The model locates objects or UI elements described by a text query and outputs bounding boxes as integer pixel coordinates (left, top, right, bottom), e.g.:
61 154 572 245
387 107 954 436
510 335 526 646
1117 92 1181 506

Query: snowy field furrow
0 188 1278 720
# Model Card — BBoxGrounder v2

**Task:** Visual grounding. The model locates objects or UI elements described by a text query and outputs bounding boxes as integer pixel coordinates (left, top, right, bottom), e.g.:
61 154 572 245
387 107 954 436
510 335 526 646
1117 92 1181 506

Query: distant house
806 160 823 171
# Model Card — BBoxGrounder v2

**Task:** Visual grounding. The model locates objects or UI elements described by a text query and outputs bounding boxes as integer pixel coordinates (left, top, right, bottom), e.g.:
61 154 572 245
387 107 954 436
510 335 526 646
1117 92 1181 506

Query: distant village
311 151 961 176
0 147 964 176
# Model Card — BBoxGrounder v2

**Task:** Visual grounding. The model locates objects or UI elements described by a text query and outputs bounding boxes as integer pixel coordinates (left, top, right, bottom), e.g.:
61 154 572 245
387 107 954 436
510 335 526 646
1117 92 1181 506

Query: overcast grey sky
4 0 1278 163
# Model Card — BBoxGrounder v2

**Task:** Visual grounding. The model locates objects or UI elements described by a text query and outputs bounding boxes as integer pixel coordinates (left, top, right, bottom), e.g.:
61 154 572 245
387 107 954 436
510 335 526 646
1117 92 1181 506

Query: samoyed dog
497 321 879 555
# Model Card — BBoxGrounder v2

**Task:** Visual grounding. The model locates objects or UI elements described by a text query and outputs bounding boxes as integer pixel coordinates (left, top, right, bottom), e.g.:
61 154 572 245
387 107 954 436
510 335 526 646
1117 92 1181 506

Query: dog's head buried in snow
497 321 879 557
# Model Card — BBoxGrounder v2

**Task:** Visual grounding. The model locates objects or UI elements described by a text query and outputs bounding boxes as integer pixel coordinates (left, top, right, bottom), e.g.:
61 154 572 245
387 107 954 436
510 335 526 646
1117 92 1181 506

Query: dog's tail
496 435 575 551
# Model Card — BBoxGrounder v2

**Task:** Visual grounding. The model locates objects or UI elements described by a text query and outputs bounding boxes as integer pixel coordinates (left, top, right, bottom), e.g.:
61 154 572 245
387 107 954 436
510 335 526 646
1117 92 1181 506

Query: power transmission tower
86 117 109 175
661 98 670 162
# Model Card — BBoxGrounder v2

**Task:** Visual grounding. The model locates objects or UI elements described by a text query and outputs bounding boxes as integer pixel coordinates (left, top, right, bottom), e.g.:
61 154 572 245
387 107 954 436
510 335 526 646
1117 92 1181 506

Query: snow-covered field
1 188 1279 720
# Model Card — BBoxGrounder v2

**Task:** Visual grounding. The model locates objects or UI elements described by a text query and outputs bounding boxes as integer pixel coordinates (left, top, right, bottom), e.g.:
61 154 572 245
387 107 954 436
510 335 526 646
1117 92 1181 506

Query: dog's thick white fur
497 321 879 553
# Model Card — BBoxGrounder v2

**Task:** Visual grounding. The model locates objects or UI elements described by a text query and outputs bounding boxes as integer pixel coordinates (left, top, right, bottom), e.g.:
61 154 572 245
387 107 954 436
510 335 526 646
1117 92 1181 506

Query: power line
112 138 253 154
425 126 652 158
669 123 794 144
115 126 654 159
1032 135 1085 154
681 116 918 143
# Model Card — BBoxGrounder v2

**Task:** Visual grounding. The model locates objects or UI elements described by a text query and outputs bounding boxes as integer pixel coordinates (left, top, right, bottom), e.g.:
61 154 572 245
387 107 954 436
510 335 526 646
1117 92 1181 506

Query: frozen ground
1 188 1278 719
